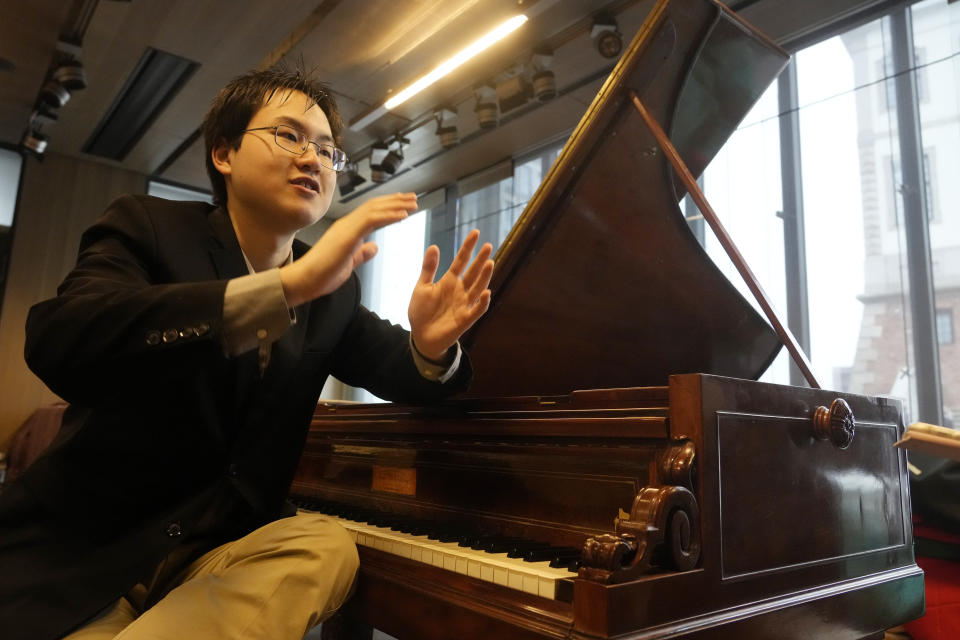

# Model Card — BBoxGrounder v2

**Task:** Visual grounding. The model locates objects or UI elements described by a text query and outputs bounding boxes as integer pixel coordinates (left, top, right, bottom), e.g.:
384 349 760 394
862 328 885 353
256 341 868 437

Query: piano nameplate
373 466 417 496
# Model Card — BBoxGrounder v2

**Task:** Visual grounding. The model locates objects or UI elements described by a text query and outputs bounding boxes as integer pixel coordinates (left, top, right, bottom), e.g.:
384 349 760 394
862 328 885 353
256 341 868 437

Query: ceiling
0 0 894 218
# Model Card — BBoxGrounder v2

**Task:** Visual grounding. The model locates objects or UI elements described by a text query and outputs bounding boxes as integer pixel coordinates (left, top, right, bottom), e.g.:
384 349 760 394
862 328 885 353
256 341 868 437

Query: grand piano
291 0 925 637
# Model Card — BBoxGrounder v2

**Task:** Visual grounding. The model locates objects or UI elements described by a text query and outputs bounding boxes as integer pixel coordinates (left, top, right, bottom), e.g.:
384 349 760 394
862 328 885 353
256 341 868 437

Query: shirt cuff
409 335 461 384
222 268 293 357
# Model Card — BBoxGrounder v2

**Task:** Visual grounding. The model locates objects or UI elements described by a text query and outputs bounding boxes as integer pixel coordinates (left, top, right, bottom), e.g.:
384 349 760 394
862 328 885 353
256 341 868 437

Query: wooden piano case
292 0 925 637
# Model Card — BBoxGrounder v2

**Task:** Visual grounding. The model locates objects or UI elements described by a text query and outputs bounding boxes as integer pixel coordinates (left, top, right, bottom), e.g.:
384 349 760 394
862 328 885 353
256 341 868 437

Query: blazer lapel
206 206 248 280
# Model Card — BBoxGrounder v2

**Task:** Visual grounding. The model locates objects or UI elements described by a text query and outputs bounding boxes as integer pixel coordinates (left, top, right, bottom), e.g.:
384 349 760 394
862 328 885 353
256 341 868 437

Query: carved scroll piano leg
579 485 700 584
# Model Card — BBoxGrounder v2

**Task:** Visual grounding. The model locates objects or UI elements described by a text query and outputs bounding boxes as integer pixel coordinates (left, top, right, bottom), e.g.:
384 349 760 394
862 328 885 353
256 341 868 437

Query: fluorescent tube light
384 14 528 111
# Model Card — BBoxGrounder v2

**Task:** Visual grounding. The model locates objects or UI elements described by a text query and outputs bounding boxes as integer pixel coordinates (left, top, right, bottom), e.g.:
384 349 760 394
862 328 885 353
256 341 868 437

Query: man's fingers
461 242 493 288
448 229 480 276
465 290 492 325
419 245 440 285
352 242 379 268
466 259 495 303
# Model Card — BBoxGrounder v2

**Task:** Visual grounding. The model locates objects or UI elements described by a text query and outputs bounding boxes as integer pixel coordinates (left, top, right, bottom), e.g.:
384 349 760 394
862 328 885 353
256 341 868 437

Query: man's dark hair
201 63 343 206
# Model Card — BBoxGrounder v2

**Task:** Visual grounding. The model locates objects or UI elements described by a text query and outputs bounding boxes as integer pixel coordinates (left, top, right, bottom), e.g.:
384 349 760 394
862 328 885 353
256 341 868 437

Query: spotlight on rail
591 16 623 59
337 163 366 196
21 128 48 158
53 59 87 90
434 108 459 149
530 51 556 102
474 85 499 129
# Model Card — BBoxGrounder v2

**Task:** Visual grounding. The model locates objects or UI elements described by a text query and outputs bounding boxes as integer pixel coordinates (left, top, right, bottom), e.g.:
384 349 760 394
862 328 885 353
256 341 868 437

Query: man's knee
272 515 359 588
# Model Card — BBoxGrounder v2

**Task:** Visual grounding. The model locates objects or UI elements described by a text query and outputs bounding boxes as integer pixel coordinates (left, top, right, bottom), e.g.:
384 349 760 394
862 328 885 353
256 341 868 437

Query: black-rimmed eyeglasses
243 124 347 172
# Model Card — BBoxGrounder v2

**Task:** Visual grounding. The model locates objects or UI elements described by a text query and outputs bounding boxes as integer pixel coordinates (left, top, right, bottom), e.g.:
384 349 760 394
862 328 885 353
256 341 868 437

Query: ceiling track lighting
21 128 49 159
434 107 459 149
337 162 367 196
53 59 87 90
39 80 71 109
351 14 528 131
530 51 556 102
22 43 89 160
591 16 623 59
474 84 499 129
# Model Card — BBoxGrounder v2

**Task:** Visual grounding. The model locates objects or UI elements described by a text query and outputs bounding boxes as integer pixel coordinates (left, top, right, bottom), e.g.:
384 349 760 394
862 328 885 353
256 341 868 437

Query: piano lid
459 0 790 398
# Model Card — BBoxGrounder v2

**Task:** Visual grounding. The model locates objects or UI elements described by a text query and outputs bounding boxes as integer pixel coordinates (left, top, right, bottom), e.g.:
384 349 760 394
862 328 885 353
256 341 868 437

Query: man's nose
296 144 321 170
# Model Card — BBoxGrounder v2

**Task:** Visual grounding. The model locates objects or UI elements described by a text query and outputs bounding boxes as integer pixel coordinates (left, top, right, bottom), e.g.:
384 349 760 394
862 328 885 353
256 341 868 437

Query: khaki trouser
63 513 359 640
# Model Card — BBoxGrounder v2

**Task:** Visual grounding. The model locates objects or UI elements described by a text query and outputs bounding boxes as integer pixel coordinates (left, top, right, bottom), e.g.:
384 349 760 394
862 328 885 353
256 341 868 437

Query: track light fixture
434 108 459 149
39 80 71 109
591 16 623 59
381 134 408 175
53 59 87 90
496 72 531 114
337 162 366 196
21 128 48 158
530 51 556 102
474 85 499 129
23 48 89 159
369 141 391 183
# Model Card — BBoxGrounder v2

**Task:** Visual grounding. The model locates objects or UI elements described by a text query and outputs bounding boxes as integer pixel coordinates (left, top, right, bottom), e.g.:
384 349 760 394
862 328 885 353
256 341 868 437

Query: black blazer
0 195 470 640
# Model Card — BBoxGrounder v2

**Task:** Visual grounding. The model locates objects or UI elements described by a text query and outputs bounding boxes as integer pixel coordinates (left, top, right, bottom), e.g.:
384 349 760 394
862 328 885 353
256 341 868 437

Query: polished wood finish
293 375 923 639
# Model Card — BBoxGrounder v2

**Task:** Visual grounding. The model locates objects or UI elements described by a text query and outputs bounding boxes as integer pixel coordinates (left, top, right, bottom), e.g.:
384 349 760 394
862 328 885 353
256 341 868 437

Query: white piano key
303 510 576 600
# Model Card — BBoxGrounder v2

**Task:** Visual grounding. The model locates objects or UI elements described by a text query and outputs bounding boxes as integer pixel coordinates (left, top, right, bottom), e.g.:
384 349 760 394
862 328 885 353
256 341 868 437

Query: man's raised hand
408 229 494 361
281 193 418 307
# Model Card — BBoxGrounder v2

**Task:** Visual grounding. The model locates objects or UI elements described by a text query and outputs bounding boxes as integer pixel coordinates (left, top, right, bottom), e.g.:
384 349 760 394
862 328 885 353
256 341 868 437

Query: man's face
217 90 337 235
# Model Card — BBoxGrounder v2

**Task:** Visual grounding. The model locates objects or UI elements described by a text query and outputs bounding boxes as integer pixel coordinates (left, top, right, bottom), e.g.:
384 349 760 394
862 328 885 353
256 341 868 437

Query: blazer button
146 330 161 346
196 323 210 336
166 522 182 538
162 329 179 343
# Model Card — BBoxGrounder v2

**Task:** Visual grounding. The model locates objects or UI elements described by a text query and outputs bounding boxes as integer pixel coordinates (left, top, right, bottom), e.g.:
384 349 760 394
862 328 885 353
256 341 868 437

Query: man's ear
210 139 233 178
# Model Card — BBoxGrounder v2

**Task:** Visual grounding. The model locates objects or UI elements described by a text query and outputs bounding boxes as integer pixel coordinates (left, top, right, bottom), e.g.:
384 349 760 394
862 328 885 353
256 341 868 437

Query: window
0 147 23 317
354 208 429 403
0 148 21 227
937 309 954 345
147 180 213 203
700 82 789 384
885 151 936 226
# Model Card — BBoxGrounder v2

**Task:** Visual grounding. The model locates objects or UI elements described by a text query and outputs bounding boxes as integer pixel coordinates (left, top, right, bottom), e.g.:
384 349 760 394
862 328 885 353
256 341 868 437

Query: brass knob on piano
813 398 855 449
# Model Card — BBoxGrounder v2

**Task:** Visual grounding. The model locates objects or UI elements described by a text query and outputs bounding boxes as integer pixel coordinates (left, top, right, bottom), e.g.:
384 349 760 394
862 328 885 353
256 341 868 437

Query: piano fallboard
291 374 923 639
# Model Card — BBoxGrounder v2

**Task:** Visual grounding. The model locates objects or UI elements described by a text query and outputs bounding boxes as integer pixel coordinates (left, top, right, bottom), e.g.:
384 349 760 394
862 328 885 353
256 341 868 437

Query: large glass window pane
700 83 789 384
0 149 21 228
0 148 23 317
355 210 428 403
797 28 886 398
455 142 563 254
798 15 923 416
148 180 213 204
912 0 960 427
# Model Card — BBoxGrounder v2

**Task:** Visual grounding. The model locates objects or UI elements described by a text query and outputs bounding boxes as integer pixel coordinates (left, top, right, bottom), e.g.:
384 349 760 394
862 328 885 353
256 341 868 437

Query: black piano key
524 546 581 563
482 537 532 553
548 551 582 568
506 542 553 558
403 521 432 536
461 533 497 549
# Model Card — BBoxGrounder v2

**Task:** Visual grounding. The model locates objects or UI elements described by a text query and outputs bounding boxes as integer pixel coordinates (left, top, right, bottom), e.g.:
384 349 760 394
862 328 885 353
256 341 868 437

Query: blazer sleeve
327 274 472 403
24 195 229 404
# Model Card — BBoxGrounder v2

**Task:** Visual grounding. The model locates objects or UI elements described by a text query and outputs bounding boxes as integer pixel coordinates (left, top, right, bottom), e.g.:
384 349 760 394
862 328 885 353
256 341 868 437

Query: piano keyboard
295 501 578 600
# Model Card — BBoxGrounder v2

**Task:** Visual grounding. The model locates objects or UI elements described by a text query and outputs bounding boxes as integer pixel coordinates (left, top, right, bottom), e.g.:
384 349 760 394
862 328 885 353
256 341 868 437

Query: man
0 65 493 639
